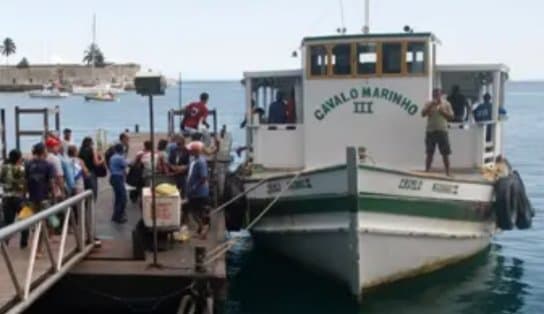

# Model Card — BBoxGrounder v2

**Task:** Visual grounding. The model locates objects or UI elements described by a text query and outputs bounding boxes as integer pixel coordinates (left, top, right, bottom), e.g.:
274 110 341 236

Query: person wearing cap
186 141 210 238
45 137 65 200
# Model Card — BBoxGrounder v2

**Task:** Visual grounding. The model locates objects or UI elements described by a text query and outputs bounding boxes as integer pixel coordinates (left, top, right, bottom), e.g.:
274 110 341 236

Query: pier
0 124 228 313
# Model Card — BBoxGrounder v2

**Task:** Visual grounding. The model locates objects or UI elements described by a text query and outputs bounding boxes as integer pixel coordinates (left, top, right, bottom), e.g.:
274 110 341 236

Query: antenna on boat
362 0 370 34
337 0 347 34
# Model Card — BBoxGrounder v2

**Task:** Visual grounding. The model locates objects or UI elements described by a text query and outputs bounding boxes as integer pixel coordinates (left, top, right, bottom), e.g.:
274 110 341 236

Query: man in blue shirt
473 93 493 122
473 93 494 142
109 144 128 223
268 91 287 124
186 141 210 238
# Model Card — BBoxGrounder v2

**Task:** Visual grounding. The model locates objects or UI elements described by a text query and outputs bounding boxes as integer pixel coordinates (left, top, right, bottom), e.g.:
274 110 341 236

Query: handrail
0 190 95 314
0 191 92 240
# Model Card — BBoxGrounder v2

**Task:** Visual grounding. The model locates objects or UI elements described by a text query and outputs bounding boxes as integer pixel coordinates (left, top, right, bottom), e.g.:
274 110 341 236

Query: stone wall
0 63 141 86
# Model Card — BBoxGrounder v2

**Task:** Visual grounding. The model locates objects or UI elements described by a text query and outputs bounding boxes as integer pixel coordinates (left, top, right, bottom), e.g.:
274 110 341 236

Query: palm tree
1 38 16 65
83 43 105 67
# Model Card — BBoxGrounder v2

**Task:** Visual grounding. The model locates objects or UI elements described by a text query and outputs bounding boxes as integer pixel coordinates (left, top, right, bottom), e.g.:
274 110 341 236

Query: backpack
61 157 75 194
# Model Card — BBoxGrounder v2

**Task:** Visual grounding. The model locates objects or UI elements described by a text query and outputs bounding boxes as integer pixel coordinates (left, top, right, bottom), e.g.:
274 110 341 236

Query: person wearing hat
186 141 210 238
45 137 65 200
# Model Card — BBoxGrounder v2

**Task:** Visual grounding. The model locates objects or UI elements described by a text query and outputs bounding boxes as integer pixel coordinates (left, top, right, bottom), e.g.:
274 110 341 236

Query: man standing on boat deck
447 85 470 122
181 92 210 132
268 91 287 124
422 88 454 176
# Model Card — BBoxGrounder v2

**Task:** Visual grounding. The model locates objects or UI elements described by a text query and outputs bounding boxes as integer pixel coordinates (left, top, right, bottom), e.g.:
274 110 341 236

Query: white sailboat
72 14 125 96
234 2 533 300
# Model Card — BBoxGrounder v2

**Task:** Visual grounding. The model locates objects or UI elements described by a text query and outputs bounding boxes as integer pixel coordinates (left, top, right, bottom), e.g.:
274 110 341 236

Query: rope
210 176 268 215
66 277 196 313
204 172 302 266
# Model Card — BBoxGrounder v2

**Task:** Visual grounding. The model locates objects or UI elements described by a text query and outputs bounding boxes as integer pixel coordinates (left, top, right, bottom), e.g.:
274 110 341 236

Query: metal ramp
0 192 95 314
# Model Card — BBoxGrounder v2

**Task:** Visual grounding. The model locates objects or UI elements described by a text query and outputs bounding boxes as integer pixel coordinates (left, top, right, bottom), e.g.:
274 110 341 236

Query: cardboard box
142 187 181 230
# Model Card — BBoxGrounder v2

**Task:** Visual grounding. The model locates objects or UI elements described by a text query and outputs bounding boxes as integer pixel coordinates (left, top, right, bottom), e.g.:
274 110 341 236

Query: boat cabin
243 32 508 173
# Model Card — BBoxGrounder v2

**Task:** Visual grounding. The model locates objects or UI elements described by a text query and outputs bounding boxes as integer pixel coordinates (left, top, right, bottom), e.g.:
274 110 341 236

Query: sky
1 0 543 80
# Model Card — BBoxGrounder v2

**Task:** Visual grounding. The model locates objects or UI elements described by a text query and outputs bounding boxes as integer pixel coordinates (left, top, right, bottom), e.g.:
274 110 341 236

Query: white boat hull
72 85 125 95
245 162 496 297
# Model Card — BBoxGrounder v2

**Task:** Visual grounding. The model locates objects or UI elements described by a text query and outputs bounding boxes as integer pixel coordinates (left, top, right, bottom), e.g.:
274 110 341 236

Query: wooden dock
0 131 228 313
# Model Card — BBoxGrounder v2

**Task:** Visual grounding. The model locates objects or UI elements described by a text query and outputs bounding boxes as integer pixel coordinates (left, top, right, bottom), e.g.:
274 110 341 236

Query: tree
1 38 16 65
83 43 105 67
16 57 29 69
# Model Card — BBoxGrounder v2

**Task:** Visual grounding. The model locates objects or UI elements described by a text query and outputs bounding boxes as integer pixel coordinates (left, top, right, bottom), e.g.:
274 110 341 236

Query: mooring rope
210 176 269 215
204 171 302 266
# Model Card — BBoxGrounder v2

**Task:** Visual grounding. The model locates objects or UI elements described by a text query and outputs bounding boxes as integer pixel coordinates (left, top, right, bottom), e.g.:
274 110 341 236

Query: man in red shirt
181 92 210 131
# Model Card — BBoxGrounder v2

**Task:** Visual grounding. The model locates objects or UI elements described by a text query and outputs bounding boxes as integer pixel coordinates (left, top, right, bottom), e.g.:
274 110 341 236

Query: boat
29 87 70 98
84 92 116 102
231 27 534 300
72 84 125 95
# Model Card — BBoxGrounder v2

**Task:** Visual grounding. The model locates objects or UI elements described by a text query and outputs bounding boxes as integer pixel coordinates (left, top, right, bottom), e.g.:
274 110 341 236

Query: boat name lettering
289 178 312 190
353 101 373 114
314 86 420 121
432 183 459 195
266 178 313 194
398 178 422 191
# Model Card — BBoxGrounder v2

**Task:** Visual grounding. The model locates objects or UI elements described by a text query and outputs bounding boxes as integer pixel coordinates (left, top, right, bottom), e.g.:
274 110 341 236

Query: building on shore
0 63 141 91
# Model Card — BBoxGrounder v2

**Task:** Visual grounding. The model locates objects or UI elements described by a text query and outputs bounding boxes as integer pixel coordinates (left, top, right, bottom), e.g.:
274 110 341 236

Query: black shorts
425 131 451 156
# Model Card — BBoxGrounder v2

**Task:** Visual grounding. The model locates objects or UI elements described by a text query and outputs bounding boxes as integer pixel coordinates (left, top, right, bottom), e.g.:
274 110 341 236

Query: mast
363 0 370 34
91 13 96 83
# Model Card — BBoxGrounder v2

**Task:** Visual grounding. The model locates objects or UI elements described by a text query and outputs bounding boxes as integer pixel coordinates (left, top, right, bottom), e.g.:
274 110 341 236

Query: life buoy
494 176 516 230
513 171 534 229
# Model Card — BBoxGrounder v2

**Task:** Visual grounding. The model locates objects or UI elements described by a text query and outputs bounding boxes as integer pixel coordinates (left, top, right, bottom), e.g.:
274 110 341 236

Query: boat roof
302 32 439 44
437 63 510 73
243 69 302 79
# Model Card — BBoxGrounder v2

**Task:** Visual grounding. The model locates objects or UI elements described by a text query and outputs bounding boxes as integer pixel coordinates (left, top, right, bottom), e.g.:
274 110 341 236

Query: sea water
1 81 542 313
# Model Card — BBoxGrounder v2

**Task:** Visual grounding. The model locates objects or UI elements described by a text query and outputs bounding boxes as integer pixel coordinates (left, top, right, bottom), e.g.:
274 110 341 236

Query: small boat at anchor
84 92 116 102
29 87 70 99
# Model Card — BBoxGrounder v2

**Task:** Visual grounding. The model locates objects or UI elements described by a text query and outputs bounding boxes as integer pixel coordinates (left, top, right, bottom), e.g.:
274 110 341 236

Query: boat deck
245 163 498 184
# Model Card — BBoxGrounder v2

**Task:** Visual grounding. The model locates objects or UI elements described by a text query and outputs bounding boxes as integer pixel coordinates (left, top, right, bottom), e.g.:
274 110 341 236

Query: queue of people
1 90 217 248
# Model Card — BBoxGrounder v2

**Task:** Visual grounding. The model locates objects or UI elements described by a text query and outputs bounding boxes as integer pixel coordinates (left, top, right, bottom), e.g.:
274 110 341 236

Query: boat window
382 42 402 74
310 45 328 76
331 44 352 75
406 42 426 74
357 43 378 75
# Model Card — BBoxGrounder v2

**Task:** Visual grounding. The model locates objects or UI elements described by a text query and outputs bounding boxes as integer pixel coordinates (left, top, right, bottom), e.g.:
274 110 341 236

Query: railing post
57 208 72 271
0 108 6 160
43 109 49 141
15 106 20 151
54 105 60 134
79 199 86 249
1 241 23 299
24 221 43 300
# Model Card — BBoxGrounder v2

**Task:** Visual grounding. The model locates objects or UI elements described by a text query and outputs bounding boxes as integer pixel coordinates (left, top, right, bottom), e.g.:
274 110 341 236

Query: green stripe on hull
248 194 491 222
